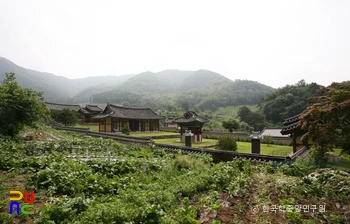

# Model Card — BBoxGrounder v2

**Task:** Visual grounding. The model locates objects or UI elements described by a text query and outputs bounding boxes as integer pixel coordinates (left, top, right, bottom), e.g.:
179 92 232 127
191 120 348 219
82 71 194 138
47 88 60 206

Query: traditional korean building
79 105 102 124
280 113 311 153
164 117 178 128
45 102 81 112
93 103 163 132
260 128 290 138
173 111 209 142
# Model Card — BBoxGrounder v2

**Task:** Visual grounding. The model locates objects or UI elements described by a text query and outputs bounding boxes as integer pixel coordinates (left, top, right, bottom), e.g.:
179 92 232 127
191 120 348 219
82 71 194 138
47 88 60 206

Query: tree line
1 73 349 162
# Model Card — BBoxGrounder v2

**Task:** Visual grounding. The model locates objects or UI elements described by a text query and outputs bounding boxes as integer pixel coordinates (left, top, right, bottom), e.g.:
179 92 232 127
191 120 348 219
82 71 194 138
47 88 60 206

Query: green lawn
130 131 179 137
155 138 217 147
329 148 350 171
155 138 293 156
236 141 292 156
73 124 99 132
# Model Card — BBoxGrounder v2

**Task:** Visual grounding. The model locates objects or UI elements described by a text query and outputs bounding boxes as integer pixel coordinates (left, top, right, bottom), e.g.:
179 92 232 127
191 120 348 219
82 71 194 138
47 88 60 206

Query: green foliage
0 73 50 137
91 70 274 112
51 108 78 126
121 123 131 135
301 81 350 156
261 80 320 124
182 100 190 111
237 106 266 131
1 125 349 223
262 135 273 146
222 118 240 132
279 163 315 177
173 155 206 170
309 144 331 167
240 121 254 133
285 211 302 223
216 135 237 151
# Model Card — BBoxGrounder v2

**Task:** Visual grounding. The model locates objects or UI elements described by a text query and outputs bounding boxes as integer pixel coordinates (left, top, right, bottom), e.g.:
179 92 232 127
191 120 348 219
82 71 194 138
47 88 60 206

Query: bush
309 144 332 167
173 155 206 170
51 109 79 126
216 135 237 151
121 123 130 135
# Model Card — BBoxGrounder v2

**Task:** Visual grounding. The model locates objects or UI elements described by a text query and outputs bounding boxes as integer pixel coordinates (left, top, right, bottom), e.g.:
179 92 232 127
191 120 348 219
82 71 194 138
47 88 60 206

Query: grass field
328 148 350 171
73 123 99 132
130 131 180 137
155 138 218 147
155 138 293 156
236 141 292 156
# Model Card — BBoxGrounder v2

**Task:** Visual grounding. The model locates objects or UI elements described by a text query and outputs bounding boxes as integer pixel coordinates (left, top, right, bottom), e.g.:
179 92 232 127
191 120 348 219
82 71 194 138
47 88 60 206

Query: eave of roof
86 104 102 112
93 104 162 120
173 111 209 124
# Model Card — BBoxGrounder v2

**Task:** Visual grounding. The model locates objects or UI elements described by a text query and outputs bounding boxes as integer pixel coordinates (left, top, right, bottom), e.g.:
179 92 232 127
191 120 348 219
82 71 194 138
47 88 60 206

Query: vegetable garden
0 128 349 223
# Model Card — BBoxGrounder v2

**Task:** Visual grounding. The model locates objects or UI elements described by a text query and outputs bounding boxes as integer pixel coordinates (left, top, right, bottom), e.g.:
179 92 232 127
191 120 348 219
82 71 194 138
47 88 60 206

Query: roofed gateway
280 113 312 153
173 110 209 142
79 105 102 124
93 103 163 132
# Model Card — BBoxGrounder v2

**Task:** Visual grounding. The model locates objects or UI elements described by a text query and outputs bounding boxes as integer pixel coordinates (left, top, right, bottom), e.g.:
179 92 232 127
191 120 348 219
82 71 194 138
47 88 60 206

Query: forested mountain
0 57 76 102
91 70 274 111
259 80 321 124
0 57 274 112
0 57 133 103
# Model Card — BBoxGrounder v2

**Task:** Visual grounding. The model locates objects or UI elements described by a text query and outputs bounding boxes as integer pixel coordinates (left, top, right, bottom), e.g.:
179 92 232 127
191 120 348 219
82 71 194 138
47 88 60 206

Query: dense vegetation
0 58 274 110
51 109 79 126
0 73 49 137
0 128 349 223
91 70 274 112
260 80 320 124
300 81 350 157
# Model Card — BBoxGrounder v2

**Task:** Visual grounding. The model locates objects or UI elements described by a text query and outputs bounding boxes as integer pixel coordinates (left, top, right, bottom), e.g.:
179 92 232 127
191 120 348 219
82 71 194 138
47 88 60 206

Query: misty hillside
0 57 274 111
0 57 76 102
92 70 274 111
0 57 132 103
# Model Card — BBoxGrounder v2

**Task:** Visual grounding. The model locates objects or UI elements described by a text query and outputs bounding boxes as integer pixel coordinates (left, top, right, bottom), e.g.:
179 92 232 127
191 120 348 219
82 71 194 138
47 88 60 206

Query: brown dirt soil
194 175 349 224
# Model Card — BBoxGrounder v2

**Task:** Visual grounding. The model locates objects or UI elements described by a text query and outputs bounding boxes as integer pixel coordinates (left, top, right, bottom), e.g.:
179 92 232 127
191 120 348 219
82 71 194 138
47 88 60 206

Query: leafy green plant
121 123 131 135
216 135 237 151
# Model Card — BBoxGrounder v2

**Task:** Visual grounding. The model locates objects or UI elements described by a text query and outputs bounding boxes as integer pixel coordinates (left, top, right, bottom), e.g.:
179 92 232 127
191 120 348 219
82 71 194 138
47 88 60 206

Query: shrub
173 155 205 170
309 144 332 167
216 135 237 151
121 123 131 135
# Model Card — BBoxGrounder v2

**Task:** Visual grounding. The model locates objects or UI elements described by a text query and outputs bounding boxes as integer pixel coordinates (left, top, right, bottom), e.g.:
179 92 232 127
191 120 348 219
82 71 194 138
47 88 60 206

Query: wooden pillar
293 136 297 153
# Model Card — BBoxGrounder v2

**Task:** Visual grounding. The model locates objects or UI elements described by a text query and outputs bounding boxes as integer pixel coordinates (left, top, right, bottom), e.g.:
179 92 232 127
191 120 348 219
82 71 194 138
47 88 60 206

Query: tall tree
51 109 79 126
300 82 350 156
182 100 190 111
261 80 320 124
0 73 49 137
222 119 240 132
237 106 266 131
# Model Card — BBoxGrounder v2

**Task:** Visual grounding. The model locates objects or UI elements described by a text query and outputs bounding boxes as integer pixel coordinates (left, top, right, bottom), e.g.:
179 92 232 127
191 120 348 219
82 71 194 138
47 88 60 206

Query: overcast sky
1 0 349 88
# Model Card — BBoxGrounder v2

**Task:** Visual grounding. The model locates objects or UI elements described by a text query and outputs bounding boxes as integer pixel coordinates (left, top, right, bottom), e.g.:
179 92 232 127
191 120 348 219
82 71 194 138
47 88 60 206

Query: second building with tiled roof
93 103 163 132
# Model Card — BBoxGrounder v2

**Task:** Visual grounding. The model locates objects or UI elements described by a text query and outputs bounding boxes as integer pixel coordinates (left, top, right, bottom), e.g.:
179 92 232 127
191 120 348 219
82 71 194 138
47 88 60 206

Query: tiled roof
173 111 209 124
79 108 95 115
281 113 302 135
93 104 162 120
45 102 81 112
85 105 102 112
165 118 175 124
261 128 289 138
79 105 103 115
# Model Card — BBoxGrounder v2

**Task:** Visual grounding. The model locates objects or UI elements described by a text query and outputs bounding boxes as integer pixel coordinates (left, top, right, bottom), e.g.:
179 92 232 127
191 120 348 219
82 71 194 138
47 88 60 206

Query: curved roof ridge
45 102 80 107
108 103 153 111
